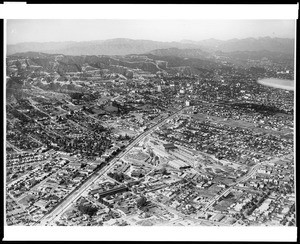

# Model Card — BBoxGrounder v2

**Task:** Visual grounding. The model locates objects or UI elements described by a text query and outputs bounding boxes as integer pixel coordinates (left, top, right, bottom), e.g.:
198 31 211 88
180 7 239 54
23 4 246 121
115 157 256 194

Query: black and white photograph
2 3 298 242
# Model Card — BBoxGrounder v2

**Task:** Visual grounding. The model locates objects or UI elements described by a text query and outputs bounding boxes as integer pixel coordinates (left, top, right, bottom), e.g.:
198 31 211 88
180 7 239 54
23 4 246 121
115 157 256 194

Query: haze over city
7 19 295 44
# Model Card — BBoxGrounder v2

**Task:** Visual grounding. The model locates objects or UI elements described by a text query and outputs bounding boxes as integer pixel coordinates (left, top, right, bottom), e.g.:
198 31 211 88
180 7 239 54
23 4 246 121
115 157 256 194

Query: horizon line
7 36 295 46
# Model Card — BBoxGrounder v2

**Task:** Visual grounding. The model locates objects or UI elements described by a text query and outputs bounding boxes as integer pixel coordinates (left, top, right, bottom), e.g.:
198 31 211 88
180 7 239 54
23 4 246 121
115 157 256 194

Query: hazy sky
7 19 295 44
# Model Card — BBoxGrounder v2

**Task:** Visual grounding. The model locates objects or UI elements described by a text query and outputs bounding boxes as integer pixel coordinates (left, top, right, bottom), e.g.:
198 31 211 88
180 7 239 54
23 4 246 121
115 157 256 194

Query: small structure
163 143 177 151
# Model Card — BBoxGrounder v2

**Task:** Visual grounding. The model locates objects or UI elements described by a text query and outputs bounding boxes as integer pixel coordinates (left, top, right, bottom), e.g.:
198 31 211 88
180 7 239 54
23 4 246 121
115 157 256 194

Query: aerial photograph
5 19 295 228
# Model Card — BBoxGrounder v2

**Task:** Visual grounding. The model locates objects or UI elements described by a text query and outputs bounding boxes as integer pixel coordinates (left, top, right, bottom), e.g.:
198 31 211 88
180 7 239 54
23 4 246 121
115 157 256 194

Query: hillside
7 37 295 56
7 38 199 56
148 48 210 59
182 37 294 54
7 51 222 78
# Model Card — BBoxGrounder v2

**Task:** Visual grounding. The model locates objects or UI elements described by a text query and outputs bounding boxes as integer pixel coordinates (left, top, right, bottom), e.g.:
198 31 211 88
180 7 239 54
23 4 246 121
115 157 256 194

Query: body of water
257 78 294 91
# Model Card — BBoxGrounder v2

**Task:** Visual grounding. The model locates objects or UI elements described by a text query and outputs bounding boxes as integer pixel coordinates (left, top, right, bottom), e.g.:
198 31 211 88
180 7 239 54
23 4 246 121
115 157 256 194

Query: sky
7 19 295 45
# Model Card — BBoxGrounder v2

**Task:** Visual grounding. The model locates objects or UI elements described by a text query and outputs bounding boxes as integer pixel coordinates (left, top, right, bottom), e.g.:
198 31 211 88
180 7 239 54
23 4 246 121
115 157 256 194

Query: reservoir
257 78 294 91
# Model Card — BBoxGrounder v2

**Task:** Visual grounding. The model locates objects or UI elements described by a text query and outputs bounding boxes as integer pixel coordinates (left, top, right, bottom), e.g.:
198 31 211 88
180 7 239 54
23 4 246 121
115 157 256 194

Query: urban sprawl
5 51 295 226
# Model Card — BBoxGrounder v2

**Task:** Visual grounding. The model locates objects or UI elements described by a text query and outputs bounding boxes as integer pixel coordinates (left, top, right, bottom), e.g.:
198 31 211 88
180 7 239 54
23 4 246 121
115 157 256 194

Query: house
34 199 49 210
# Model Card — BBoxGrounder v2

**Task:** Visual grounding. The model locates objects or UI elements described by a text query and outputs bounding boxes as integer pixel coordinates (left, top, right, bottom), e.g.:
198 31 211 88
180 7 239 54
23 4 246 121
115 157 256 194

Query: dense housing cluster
6 50 294 226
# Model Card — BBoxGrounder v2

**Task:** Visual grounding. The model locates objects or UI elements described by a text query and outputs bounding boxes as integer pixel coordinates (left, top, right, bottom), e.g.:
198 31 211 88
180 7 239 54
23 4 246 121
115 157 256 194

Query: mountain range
7 37 295 56
180 37 294 54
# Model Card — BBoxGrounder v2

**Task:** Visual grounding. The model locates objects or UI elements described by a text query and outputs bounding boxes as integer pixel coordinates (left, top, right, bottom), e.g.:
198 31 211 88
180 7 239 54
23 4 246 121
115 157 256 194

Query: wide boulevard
37 106 189 226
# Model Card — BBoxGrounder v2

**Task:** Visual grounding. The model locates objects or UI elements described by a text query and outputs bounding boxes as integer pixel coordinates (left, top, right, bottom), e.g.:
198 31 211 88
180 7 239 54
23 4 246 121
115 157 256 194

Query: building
90 185 129 198
168 160 191 170
131 170 144 178
163 143 177 151
34 199 49 211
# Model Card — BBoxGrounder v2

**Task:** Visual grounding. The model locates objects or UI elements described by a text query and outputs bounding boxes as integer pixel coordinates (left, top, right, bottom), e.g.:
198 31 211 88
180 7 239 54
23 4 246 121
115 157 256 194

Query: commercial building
90 185 129 198
168 159 191 170
163 143 177 151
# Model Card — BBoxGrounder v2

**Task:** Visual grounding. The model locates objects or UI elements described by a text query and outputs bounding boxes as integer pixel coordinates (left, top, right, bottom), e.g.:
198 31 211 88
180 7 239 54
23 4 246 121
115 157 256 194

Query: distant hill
181 37 295 54
7 52 165 75
215 50 294 61
7 51 221 77
148 48 211 59
7 38 199 56
7 37 295 56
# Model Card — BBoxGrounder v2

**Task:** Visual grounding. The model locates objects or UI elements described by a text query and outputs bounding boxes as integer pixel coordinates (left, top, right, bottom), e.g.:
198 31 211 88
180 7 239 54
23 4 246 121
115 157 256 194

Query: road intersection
37 106 189 225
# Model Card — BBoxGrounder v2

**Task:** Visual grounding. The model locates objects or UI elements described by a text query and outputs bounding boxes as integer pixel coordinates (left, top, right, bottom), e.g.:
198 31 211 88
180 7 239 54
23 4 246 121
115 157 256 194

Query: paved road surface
200 154 291 213
37 106 189 226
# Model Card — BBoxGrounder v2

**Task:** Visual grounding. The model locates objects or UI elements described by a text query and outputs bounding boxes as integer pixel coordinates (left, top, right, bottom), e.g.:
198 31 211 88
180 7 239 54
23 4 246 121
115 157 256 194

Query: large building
90 185 129 198
168 159 191 170
163 143 177 151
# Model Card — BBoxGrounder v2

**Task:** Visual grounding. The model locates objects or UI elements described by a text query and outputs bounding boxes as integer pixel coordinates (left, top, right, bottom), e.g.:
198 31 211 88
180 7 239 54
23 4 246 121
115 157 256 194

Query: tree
160 167 167 175
78 204 98 216
137 196 147 209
